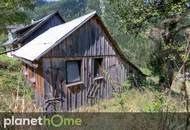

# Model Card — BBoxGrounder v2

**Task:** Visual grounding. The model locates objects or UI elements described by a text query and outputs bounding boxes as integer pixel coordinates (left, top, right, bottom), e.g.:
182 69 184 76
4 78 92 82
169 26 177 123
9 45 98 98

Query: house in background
13 11 146 112
3 11 65 56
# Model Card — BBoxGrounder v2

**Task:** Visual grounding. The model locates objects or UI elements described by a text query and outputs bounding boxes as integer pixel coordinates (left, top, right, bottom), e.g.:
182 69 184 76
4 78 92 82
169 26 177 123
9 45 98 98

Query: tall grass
76 88 186 112
0 55 41 112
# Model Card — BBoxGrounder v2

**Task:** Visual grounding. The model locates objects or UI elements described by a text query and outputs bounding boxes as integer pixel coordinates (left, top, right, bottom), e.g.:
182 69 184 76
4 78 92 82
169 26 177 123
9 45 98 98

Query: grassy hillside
76 88 186 112
0 54 41 112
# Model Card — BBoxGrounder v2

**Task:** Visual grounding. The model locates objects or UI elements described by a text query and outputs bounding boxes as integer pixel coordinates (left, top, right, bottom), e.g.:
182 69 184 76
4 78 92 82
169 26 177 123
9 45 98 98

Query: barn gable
43 17 116 58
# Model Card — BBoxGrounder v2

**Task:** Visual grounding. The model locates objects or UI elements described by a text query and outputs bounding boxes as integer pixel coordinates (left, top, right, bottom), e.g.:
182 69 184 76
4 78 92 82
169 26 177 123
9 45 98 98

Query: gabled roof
3 11 65 46
13 11 145 76
14 11 96 61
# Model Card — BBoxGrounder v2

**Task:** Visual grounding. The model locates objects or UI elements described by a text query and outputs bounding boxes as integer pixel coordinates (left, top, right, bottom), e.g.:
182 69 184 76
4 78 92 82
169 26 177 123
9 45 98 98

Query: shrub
143 93 166 112
0 55 35 112
0 55 21 71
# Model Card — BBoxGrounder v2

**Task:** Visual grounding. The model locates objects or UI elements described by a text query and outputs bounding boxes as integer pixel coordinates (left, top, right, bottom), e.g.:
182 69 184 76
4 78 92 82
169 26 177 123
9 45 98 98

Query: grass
76 88 186 112
0 54 41 112
0 54 188 112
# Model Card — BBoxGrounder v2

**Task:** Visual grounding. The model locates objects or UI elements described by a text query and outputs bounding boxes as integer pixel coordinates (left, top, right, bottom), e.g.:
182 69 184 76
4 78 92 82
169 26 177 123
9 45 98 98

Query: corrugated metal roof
13 11 96 61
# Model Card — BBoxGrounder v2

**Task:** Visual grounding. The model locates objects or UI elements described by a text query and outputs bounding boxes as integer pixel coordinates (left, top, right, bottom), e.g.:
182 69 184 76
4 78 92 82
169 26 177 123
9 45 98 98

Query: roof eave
13 54 38 68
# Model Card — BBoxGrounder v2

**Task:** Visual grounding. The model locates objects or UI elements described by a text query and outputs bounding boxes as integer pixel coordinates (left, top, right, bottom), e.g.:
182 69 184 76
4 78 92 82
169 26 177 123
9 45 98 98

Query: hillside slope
0 55 41 112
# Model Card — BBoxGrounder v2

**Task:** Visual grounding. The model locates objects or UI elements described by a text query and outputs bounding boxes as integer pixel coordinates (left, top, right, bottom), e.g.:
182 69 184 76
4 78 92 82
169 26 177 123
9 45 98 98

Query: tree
28 0 103 21
0 0 34 33
107 0 190 87
103 0 153 68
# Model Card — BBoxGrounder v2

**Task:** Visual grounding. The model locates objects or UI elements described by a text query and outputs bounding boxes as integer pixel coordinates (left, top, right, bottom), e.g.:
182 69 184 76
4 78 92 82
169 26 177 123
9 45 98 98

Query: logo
4 114 82 128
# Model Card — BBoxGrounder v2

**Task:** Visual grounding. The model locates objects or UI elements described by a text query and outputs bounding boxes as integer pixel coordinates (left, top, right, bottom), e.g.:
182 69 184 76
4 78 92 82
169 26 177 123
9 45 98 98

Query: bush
0 55 21 71
0 55 35 112
113 93 126 110
143 93 166 112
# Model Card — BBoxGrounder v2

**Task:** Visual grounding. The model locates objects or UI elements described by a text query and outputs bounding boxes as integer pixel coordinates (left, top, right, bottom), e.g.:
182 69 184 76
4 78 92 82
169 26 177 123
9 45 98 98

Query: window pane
94 58 103 77
67 61 81 83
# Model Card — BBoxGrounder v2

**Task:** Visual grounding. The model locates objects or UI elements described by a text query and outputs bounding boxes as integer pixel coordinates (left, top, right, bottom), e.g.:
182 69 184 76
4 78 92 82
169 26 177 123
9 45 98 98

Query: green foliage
0 69 32 97
141 68 152 76
26 2 59 21
100 1 153 68
107 0 190 34
78 88 185 112
113 93 125 109
122 80 132 91
0 55 31 95
27 0 102 21
86 0 102 14
143 93 166 112
0 33 6 52
122 75 135 91
0 55 21 71
0 55 33 111
107 0 190 87
0 0 34 33
107 0 152 34
119 33 153 68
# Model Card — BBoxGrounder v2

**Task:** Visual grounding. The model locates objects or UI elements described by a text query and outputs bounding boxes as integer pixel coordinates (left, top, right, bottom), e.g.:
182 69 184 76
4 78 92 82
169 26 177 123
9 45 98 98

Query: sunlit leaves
108 0 190 34
0 0 34 33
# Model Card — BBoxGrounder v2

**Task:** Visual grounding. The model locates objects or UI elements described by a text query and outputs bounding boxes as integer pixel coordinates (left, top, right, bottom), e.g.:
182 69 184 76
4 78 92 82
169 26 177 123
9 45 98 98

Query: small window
66 60 81 84
94 58 103 77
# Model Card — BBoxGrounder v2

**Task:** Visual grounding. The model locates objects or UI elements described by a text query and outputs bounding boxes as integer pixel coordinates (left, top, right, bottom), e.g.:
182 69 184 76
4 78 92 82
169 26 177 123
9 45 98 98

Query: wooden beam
19 58 38 68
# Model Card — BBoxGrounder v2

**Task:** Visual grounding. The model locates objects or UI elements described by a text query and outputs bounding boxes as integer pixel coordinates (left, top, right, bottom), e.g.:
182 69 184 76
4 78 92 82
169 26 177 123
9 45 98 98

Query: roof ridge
49 11 96 31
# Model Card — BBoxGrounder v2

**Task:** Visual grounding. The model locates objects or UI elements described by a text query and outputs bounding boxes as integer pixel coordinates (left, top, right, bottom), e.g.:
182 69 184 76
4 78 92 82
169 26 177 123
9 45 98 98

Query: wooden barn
13 11 146 111
3 11 65 56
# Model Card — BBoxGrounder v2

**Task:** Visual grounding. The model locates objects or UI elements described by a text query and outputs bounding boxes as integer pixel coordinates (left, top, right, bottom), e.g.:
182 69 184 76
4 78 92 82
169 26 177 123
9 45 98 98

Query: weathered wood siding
35 63 44 106
22 14 64 45
41 18 132 111
44 18 116 58
42 56 128 111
